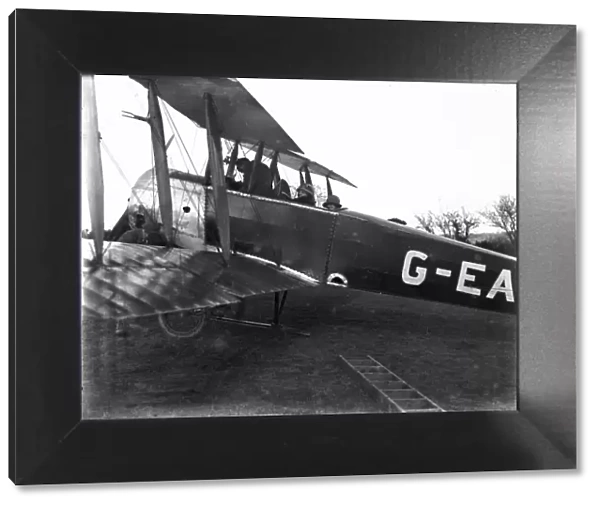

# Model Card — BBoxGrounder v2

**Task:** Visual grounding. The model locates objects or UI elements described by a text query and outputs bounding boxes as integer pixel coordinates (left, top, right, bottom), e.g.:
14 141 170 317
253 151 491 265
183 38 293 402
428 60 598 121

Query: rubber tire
157 310 207 339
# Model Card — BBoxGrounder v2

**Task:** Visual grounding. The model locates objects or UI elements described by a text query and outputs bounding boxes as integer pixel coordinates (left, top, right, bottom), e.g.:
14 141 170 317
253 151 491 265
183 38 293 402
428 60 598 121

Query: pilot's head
296 183 315 200
235 158 253 174
134 213 146 228
323 194 342 211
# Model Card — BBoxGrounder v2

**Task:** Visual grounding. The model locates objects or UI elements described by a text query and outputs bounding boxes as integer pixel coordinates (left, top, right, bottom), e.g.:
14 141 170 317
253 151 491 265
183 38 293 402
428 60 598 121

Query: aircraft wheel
157 309 207 339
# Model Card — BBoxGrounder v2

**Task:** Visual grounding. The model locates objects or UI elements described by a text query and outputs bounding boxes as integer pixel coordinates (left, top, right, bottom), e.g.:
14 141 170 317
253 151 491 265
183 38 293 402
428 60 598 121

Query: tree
433 211 455 239
480 195 517 246
454 208 480 242
436 209 480 242
415 208 480 242
312 184 328 207
415 212 436 234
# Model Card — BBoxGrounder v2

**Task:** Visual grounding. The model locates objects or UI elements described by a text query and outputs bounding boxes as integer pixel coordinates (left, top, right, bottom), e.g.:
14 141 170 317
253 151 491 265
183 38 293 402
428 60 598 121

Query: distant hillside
469 231 508 242
468 231 515 256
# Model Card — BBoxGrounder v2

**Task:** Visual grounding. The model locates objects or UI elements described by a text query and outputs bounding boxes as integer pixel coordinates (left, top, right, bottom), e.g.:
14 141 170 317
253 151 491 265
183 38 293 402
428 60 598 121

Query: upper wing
82 240 317 319
242 142 357 188
130 76 303 154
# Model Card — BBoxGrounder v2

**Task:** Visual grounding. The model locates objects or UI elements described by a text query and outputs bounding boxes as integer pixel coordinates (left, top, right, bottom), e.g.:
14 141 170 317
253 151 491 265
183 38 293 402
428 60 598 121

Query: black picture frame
9 9 577 485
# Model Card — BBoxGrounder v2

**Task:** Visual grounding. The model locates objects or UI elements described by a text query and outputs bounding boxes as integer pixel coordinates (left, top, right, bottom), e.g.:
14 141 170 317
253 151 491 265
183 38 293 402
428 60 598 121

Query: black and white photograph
10 6 578 488
81 75 518 419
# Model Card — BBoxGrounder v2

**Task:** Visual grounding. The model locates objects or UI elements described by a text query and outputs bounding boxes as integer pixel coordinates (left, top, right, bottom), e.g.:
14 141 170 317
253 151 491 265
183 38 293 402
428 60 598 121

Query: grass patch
83 286 516 419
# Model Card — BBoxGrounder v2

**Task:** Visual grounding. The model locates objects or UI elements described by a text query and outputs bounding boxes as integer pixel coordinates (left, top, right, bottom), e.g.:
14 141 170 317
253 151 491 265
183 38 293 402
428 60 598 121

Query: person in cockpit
235 158 273 198
322 194 343 211
293 183 316 206
224 156 243 191
274 179 292 200
117 212 147 244
145 221 168 246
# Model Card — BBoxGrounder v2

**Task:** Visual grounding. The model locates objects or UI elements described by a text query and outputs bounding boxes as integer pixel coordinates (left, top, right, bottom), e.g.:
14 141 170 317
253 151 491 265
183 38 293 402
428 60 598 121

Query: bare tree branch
415 212 436 234
415 208 480 242
480 195 517 246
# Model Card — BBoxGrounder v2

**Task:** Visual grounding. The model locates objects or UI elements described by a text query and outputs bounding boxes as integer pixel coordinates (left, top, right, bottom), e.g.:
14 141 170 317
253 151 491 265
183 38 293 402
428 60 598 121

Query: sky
82 75 516 232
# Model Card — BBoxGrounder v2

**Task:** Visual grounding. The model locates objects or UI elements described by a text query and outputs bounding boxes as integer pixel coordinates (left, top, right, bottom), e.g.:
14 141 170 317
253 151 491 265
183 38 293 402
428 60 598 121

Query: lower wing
81 240 317 319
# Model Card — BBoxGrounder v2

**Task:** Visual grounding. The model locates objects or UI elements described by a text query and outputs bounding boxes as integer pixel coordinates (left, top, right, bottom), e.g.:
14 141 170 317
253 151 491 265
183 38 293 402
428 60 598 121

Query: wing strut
270 152 280 186
326 176 333 197
248 141 265 191
226 141 239 178
82 75 104 265
147 81 174 244
303 164 313 186
122 80 174 244
204 92 231 265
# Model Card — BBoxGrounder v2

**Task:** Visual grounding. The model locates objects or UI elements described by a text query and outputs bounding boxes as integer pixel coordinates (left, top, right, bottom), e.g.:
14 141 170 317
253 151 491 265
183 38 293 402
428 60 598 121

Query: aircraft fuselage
126 171 517 314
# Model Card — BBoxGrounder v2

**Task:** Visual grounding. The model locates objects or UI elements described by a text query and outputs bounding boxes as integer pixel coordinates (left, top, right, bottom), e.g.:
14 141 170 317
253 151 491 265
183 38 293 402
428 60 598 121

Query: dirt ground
82 286 517 419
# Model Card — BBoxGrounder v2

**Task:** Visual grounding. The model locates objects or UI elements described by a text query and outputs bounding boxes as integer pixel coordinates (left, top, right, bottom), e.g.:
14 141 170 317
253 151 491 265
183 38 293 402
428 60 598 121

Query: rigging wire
169 117 193 175
95 138 133 256
100 89 215 252
240 141 259 159
100 138 146 211
191 128 198 159
161 101 192 174
159 101 207 242
161 99 200 176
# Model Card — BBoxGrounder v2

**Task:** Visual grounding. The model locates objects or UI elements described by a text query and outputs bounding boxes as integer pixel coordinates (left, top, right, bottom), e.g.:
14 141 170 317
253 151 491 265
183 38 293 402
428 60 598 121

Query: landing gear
273 291 288 326
155 291 307 338
210 291 288 329
209 291 308 337
157 309 207 339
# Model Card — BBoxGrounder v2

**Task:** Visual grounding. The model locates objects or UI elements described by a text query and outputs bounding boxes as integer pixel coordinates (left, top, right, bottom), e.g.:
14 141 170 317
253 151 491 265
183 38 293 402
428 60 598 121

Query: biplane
82 75 517 339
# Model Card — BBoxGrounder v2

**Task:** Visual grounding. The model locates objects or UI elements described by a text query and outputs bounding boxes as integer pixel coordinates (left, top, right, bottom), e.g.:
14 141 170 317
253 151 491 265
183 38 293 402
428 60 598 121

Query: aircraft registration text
401 250 515 303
